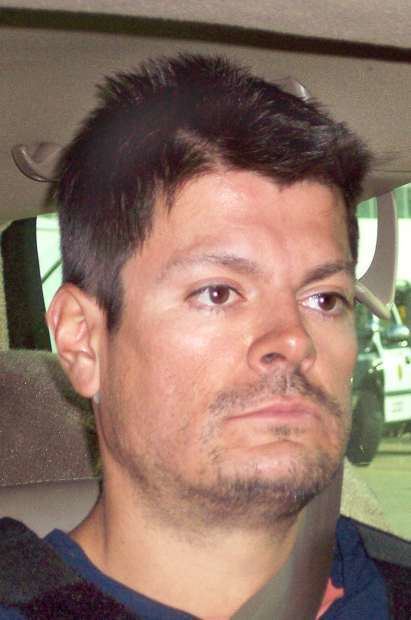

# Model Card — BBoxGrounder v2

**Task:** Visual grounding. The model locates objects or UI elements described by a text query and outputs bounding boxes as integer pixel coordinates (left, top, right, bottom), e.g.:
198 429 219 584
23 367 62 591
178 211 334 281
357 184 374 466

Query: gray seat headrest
0 349 98 486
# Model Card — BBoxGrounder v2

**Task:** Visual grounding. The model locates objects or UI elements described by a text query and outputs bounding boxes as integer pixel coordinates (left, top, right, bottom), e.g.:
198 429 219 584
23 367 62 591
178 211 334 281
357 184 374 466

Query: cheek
108 318 227 442
311 320 357 400
307 325 356 458
125 318 245 456
138 312 244 394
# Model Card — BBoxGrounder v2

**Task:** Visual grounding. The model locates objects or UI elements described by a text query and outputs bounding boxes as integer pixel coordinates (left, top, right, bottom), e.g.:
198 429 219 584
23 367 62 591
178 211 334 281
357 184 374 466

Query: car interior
0 2 410 617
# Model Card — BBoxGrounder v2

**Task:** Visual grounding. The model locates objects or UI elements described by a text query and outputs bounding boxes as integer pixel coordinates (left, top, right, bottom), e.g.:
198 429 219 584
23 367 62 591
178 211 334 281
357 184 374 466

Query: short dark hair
56 53 371 330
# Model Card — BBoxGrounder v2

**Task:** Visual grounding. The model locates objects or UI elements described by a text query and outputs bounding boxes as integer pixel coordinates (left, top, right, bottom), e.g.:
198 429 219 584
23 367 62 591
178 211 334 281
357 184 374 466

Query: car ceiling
4 0 411 48
1 2 410 223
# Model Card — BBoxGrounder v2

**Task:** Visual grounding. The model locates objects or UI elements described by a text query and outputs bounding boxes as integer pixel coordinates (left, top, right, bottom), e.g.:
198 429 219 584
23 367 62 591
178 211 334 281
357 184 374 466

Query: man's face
98 171 357 526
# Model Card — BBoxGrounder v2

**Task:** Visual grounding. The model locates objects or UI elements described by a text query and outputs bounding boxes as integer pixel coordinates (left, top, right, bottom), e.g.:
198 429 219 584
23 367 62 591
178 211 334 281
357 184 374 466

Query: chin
222 434 343 482
175 447 341 528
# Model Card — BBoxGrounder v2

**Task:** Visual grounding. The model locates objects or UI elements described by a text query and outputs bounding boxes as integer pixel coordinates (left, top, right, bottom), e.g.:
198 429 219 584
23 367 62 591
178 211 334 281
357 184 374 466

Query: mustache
208 369 344 419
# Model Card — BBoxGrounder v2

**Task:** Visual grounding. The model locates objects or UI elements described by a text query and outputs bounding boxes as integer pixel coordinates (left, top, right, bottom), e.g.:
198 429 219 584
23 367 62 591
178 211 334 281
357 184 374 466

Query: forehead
124 171 351 290
150 172 349 260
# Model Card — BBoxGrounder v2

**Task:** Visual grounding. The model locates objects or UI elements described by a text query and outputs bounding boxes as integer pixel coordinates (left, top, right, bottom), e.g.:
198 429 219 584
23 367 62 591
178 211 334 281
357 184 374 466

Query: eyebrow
158 253 355 285
301 260 356 287
157 253 264 283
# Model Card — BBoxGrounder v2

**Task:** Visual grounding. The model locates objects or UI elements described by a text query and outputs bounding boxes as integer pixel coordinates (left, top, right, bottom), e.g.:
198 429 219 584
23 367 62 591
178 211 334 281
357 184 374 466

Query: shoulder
0 606 25 620
0 517 78 613
340 516 411 618
349 518 411 568
0 518 36 600
0 516 31 541
0 519 137 619
336 515 411 568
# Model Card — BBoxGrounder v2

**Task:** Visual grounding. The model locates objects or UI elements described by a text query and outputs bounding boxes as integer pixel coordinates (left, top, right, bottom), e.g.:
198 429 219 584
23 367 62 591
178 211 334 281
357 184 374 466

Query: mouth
225 398 322 425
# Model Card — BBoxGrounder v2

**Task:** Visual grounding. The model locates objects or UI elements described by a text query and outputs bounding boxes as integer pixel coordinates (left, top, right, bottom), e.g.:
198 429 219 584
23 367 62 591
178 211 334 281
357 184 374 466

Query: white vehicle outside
348 299 411 465
371 304 411 425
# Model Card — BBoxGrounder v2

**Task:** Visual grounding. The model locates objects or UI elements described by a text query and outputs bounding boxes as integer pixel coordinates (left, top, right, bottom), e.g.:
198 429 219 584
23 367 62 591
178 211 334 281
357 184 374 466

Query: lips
225 398 322 424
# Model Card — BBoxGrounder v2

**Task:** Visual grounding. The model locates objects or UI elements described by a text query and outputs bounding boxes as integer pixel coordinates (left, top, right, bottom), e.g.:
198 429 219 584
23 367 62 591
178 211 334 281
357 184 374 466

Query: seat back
0 479 99 536
0 349 99 534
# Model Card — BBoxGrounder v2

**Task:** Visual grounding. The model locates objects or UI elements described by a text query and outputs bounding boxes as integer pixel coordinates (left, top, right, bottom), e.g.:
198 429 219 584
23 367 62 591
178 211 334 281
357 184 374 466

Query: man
0 54 405 618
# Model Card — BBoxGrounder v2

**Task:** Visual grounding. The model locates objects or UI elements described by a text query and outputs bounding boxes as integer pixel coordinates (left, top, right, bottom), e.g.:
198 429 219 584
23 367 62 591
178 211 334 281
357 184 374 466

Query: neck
71 475 300 618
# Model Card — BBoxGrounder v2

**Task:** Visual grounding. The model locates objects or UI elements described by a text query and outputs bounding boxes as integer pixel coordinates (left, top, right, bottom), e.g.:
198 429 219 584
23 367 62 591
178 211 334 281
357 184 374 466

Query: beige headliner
3 0 411 48
1 3 410 222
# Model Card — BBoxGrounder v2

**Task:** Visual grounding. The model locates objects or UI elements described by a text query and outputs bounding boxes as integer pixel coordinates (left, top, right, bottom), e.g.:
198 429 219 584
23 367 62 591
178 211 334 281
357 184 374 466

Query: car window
349 182 411 540
36 213 61 350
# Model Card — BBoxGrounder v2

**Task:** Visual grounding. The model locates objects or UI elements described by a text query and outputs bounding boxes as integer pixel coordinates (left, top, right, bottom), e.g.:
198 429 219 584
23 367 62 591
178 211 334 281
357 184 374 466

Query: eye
304 292 350 315
188 284 241 308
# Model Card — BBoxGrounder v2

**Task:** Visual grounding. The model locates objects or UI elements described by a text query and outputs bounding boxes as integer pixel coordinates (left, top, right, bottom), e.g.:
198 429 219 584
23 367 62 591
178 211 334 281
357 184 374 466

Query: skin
49 171 357 618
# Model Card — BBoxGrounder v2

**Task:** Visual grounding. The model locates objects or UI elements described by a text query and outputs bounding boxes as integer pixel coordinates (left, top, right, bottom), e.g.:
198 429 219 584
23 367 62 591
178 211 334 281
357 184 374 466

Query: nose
247 301 316 376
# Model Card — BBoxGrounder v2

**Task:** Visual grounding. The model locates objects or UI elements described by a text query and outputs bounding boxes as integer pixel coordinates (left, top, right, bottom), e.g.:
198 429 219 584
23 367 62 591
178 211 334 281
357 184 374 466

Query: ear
46 284 105 399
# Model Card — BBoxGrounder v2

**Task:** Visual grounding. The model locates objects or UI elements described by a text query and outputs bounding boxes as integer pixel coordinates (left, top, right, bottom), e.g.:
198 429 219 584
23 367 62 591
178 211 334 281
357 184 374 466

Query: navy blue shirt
0 516 389 619
323 517 389 618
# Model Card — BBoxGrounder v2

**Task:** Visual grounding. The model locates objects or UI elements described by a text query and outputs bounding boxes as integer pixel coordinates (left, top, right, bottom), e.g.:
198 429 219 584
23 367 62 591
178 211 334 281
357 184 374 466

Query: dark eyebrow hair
158 254 355 285
157 253 263 283
302 260 356 287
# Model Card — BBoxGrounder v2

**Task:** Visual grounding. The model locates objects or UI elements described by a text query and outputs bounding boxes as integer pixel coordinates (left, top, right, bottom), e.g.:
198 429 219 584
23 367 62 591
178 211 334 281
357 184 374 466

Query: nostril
261 352 281 365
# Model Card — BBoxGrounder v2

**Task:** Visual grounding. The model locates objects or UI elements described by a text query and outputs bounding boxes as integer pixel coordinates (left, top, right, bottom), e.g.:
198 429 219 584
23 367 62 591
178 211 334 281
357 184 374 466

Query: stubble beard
114 370 351 531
